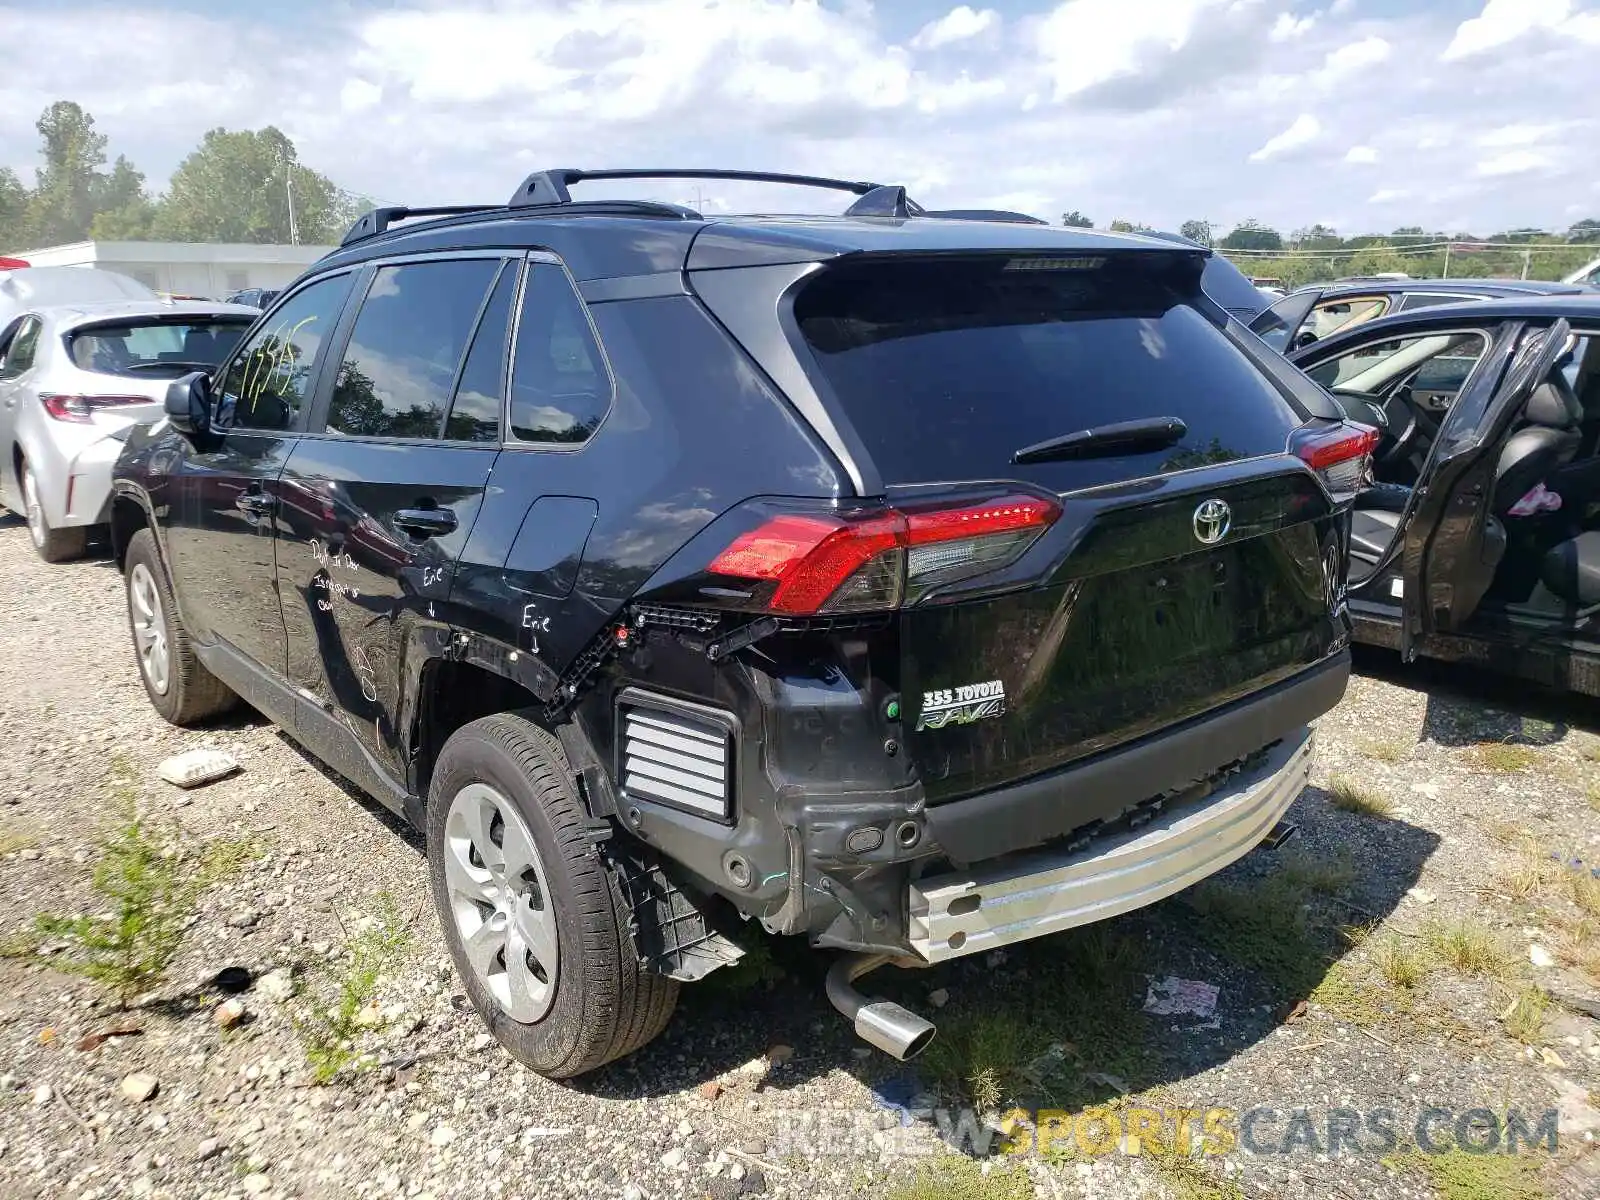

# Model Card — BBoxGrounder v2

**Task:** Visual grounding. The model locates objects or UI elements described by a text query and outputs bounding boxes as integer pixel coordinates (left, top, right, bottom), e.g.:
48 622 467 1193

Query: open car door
1248 288 1320 352
1399 318 1572 658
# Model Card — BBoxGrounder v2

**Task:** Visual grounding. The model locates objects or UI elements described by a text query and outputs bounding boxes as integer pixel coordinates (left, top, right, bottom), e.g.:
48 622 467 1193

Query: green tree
1179 219 1212 246
153 126 358 244
1061 210 1093 228
1108 218 1136 233
24 101 107 244
0 167 29 250
1219 220 1283 251
1568 218 1600 243
1290 223 1341 250
89 156 156 240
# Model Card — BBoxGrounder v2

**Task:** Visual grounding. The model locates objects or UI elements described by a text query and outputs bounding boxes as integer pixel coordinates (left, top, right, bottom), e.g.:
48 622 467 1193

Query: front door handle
235 492 277 515
394 507 457 538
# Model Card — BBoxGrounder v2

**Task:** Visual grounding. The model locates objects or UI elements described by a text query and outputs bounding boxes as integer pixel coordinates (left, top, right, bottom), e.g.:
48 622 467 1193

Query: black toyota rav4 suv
110 169 1365 1078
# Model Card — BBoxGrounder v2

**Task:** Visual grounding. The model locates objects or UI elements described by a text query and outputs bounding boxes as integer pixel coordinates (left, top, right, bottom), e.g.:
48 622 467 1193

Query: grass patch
1467 743 1537 773
1372 935 1432 991
700 931 787 995
1421 919 1515 979
1502 985 1551 1045
1325 774 1394 818
0 829 37 855
917 924 1150 1111
884 1156 1034 1200
1388 1146 1547 1200
29 783 254 1006
1565 867 1600 919
1143 1148 1246 1200
1500 841 1563 902
1360 738 1413 764
294 892 412 1084
1310 963 1387 1026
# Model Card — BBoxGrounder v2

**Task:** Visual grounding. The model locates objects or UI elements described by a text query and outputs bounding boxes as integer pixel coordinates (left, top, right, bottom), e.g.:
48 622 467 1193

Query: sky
2 0 1597 238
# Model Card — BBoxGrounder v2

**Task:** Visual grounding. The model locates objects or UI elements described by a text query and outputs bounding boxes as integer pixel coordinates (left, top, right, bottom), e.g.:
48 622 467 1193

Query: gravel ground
3 512 1600 1200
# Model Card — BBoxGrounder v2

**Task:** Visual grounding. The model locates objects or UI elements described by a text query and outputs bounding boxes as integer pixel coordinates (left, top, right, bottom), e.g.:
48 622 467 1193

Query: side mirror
165 371 212 436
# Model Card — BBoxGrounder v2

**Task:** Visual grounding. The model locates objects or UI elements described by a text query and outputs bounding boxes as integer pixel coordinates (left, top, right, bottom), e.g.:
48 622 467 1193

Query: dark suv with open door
108 169 1367 1078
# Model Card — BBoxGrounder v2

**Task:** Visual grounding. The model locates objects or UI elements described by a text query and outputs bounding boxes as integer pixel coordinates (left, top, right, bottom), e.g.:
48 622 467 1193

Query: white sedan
0 298 258 560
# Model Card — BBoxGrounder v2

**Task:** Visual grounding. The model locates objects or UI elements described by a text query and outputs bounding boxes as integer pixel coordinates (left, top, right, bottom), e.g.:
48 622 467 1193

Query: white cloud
1249 113 1322 161
1443 0 1571 61
1320 36 1392 78
1476 122 1564 148
340 79 382 112
910 5 999 49
1033 0 1226 99
1269 13 1317 42
1368 188 1409 204
1476 149 1556 176
1344 144 1378 164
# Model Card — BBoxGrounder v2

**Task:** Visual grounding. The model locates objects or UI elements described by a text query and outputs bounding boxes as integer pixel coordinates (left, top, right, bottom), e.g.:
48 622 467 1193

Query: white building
8 240 334 298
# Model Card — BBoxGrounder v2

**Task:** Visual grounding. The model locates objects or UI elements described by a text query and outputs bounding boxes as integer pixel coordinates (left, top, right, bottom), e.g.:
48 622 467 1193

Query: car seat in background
182 327 220 364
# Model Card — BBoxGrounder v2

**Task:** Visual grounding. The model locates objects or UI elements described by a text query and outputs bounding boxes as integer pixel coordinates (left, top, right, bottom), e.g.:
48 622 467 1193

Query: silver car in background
0 299 258 560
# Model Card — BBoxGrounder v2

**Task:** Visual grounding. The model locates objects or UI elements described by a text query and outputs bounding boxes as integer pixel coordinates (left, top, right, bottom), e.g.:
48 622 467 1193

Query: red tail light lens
40 393 151 424
1290 422 1378 500
708 494 1060 615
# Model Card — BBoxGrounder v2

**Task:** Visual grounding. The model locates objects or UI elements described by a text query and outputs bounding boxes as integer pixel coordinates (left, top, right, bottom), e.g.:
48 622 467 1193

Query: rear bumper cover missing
908 726 1313 962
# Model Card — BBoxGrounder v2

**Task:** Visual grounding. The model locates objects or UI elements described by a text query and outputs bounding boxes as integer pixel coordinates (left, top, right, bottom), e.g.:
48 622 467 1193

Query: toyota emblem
1193 498 1231 545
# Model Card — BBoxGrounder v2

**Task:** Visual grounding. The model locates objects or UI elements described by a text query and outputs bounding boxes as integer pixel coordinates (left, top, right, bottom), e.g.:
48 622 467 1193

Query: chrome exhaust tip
825 952 937 1061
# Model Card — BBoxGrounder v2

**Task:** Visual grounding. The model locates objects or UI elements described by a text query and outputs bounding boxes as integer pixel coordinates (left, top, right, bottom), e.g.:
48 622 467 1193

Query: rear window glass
793 256 1303 488
67 319 251 377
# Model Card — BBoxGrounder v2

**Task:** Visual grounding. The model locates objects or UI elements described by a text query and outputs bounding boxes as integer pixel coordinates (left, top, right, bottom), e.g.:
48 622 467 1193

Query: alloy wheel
128 562 171 696
444 782 559 1022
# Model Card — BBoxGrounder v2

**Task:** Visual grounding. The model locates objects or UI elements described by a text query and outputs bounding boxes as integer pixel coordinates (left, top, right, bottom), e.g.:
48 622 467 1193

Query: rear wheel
124 528 237 725
22 461 86 563
427 715 678 1078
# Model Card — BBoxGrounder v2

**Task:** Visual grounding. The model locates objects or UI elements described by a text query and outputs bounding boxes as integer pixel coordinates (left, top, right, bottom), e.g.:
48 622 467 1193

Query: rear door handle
394 507 457 538
235 492 277 515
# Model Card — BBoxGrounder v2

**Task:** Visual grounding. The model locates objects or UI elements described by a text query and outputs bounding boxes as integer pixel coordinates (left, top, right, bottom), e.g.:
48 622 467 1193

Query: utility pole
283 152 300 246
1522 248 1531 280
1442 241 1451 279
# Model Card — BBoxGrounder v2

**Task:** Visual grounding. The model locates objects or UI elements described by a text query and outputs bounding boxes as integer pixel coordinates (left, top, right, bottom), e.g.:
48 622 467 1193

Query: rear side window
793 255 1302 487
327 258 501 439
507 263 610 445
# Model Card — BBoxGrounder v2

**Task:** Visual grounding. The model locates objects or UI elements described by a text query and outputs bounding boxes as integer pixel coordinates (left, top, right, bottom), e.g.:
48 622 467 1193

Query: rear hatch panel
898 464 1342 802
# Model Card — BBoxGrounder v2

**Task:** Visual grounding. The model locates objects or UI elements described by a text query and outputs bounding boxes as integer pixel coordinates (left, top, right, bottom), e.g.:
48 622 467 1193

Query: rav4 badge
916 679 1007 731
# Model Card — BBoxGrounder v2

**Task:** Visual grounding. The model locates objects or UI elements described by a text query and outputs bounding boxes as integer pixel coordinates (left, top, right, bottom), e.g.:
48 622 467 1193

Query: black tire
123 528 237 725
427 715 679 1078
21 461 86 563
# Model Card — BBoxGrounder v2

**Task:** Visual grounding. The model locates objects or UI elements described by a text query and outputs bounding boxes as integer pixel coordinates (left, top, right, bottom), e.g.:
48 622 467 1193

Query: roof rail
508 168 888 208
341 204 504 247
920 208 1048 226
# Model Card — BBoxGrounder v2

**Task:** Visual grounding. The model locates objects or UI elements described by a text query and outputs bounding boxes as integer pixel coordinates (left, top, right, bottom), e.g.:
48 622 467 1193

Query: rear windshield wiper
1012 416 1188 464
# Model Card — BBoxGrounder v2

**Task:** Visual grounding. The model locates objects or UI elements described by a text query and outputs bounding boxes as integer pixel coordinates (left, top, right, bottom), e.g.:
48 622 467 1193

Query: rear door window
0 316 43 379
326 258 502 439
793 254 1303 489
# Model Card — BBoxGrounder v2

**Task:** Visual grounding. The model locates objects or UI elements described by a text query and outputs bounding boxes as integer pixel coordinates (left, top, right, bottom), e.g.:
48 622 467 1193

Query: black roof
316 168 1210 282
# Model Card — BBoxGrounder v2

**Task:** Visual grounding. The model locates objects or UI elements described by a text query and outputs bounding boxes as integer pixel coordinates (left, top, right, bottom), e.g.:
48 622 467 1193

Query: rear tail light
40 393 151 424
708 494 1060 615
1290 422 1378 501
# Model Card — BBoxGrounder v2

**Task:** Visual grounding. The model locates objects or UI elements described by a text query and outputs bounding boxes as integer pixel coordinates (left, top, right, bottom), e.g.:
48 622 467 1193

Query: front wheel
22 461 86 563
427 715 678 1078
124 528 237 725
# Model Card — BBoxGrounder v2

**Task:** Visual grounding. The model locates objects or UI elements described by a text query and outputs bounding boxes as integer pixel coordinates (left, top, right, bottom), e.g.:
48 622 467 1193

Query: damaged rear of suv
112 170 1363 1078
